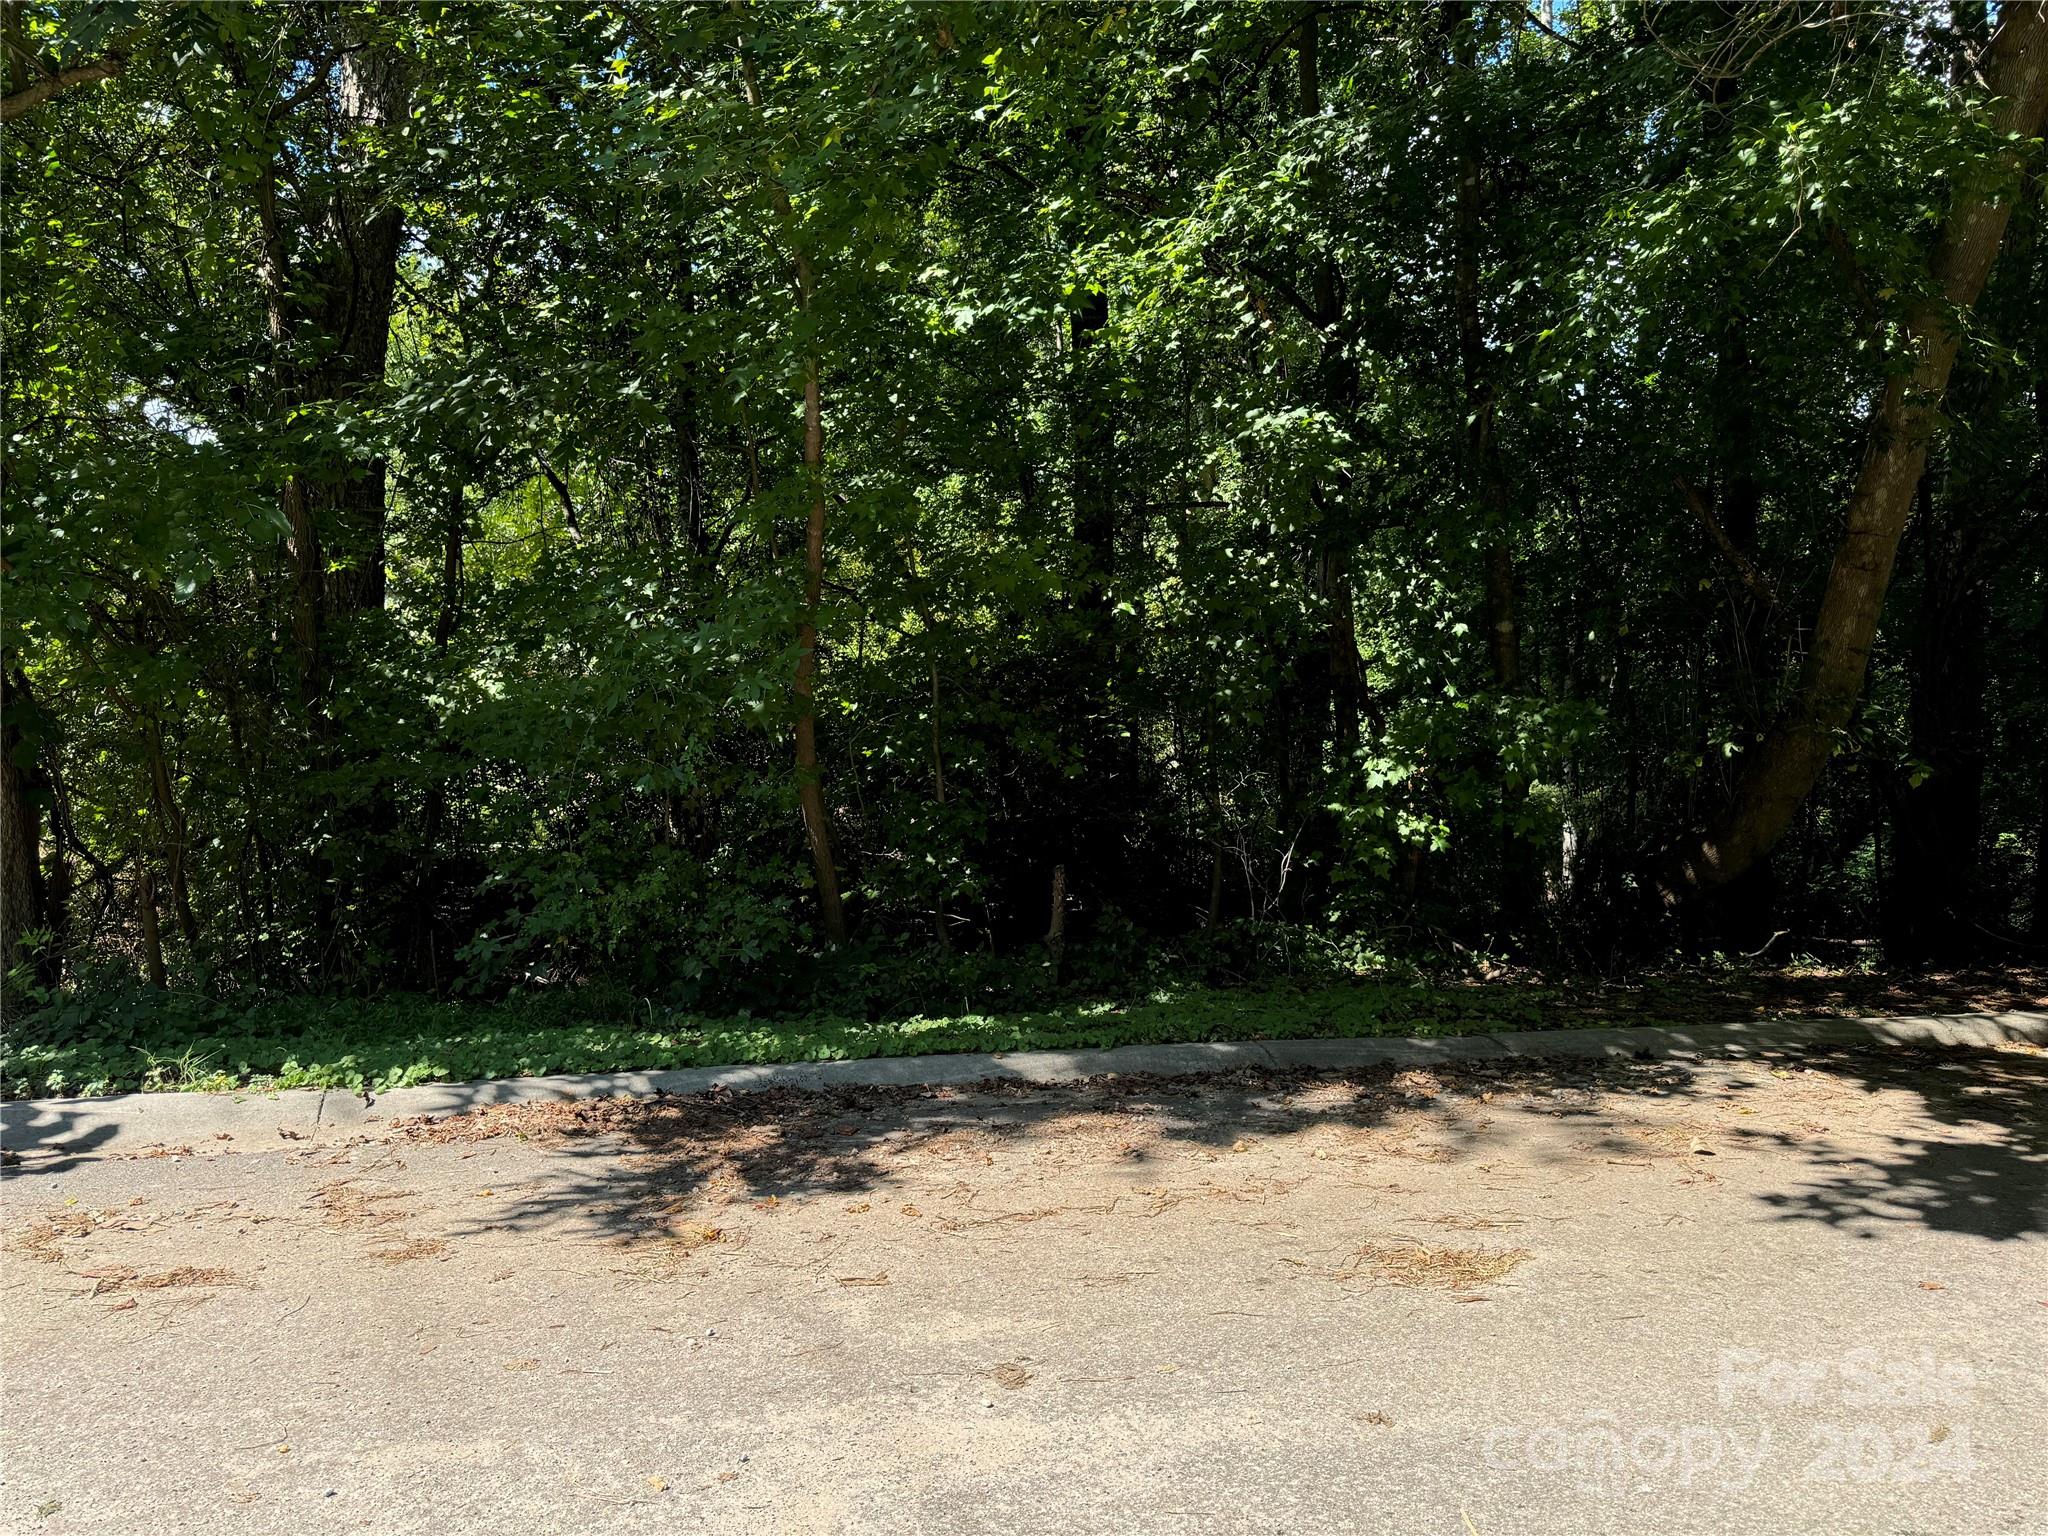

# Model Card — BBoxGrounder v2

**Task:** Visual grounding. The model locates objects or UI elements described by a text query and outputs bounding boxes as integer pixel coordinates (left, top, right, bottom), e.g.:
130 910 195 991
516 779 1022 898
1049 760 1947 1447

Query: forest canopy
4 0 2046 1024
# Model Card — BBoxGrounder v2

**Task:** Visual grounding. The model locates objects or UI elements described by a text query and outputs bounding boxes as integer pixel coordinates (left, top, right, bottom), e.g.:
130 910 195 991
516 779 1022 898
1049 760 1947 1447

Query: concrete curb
4 1009 2043 1159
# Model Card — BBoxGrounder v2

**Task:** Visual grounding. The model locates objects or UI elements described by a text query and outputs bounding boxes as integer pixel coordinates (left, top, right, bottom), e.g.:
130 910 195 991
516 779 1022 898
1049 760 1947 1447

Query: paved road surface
5 1040 2045 1534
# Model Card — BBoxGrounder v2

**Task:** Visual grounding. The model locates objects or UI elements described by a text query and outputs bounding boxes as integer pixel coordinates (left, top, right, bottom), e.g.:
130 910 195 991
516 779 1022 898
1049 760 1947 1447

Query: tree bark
143 718 200 951
2036 693 2048 941
315 23 408 619
244 14 408 703
136 865 166 989
1447 0 1540 923
794 343 849 945
1045 862 1068 976
1299 13 1369 759
1448 4 1521 697
739 38 848 944
434 483 465 652
1070 289 1115 642
1 671 47 999
0 20 132 123
1659 1 2048 900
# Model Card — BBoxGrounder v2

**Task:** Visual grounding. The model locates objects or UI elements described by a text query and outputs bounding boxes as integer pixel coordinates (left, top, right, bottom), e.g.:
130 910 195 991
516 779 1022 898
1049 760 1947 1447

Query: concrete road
4 1041 2045 1534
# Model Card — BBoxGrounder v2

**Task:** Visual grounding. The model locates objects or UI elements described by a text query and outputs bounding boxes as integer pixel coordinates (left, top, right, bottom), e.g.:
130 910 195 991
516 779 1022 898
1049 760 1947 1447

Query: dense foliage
4 0 2046 1027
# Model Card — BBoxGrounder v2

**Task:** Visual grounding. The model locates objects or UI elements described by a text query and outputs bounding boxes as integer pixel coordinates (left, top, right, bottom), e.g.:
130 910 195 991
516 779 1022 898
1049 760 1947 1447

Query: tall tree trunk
316 20 408 619
230 15 408 973
1070 289 1115 643
143 718 200 951
1698 40 1767 728
1060 283 1125 919
1448 6 1520 696
1888 517 1989 961
136 865 166 989
740 39 847 944
794 342 848 945
1660 2 2048 900
676 249 711 561
1299 13 1369 762
434 483 465 652
1887 253 2019 963
249 15 407 701
2035 176 2048 944
1 670 48 1000
1448 0 1537 922
1706 315 1771 730
2036 689 2048 941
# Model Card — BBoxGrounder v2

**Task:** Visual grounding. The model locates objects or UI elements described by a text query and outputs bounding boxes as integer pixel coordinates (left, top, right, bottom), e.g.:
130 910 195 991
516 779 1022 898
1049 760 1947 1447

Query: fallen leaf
1919 1281 1946 1291
845 1202 870 1214
645 1476 668 1492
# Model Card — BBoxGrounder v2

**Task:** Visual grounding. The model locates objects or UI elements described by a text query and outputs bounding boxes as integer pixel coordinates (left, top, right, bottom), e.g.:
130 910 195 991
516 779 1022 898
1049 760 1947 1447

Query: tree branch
1675 474 1782 616
1519 7 1586 54
534 454 583 539
1 45 128 122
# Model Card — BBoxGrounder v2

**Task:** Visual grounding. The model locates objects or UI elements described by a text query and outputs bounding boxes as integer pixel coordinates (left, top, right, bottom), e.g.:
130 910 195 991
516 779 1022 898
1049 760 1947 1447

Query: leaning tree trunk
1659 2 2048 901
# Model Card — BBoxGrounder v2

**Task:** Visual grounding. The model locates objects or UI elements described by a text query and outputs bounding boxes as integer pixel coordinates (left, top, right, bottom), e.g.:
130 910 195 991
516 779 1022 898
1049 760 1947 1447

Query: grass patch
5 964 2039 1100
5 979 1561 1099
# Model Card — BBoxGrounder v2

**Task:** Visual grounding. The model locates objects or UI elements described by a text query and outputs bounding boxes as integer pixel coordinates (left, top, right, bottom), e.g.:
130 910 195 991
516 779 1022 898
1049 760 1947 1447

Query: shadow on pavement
396 1044 2048 1248
0 1101 119 1176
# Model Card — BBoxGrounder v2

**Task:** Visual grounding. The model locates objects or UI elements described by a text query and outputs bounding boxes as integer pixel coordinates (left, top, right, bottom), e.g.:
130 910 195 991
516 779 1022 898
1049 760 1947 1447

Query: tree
1659 2 2048 902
